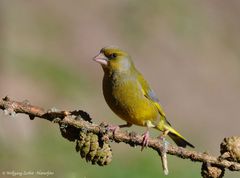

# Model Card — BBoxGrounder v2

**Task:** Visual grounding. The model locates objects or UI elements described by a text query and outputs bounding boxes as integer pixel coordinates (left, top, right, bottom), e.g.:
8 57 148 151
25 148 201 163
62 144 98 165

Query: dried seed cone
60 123 79 142
220 136 240 162
80 133 91 158
86 133 99 162
201 163 224 178
95 143 112 166
76 132 112 166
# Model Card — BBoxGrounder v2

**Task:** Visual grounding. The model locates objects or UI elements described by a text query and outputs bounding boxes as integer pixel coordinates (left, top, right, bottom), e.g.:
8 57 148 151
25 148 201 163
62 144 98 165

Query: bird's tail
156 124 195 148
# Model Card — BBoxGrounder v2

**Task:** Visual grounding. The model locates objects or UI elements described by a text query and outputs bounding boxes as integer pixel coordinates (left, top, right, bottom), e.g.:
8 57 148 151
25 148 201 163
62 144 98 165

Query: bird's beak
93 53 108 66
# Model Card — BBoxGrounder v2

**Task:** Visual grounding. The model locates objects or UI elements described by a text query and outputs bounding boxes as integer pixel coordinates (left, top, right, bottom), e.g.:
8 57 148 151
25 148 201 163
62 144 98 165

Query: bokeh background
1 0 240 178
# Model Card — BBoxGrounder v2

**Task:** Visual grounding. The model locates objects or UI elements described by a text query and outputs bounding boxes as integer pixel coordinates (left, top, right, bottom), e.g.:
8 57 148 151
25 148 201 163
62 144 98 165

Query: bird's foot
158 134 165 141
107 124 120 135
141 130 150 151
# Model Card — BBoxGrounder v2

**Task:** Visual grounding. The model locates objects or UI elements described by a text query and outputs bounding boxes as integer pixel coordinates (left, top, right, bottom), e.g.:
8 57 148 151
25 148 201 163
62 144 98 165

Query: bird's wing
136 71 171 125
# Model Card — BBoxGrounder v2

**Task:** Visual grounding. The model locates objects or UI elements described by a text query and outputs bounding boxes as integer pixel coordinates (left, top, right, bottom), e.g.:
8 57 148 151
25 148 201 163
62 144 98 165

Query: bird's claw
141 131 149 151
107 125 120 135
158 135 165 142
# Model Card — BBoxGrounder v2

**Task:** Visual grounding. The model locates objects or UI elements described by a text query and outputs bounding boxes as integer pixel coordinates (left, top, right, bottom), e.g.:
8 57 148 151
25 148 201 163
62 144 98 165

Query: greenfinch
93 46 194 148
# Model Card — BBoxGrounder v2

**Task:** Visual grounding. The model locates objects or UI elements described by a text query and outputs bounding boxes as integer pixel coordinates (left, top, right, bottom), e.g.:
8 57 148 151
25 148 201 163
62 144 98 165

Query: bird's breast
102 73 158 126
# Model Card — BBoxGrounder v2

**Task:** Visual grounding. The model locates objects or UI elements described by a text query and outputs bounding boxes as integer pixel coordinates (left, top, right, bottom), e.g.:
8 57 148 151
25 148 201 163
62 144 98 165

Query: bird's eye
109 53 117 59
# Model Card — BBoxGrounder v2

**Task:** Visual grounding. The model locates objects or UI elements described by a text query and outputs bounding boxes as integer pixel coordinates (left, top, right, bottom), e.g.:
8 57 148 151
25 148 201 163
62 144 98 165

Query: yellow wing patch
154 102 166 118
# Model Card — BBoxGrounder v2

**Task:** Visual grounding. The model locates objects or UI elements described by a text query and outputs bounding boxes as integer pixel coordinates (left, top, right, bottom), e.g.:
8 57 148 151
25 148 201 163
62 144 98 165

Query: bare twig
1 96 240 173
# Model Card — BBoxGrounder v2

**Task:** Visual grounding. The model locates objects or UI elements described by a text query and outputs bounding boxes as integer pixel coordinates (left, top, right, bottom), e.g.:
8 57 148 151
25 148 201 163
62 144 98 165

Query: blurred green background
1 0 240 178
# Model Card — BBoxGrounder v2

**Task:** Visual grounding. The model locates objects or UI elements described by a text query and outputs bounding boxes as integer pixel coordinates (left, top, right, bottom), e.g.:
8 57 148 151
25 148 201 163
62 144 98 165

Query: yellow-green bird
93 46 194 148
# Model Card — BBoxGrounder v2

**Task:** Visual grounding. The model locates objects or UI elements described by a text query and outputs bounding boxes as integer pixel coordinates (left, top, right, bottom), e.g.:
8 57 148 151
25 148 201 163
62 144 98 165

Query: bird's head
93 46 134 73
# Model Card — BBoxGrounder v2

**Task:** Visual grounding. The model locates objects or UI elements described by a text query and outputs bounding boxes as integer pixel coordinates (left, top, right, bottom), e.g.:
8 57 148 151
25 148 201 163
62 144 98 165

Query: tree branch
0 96 240 176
